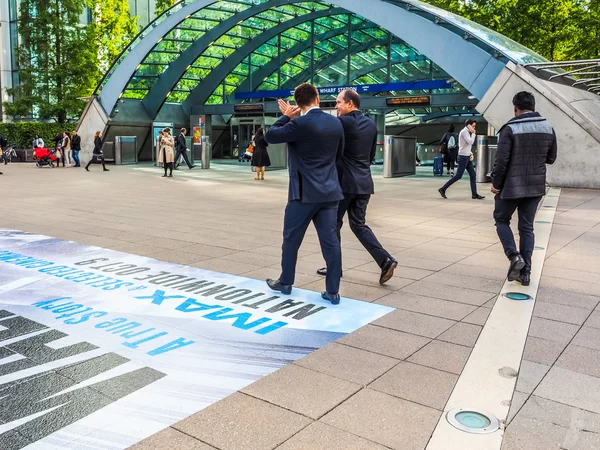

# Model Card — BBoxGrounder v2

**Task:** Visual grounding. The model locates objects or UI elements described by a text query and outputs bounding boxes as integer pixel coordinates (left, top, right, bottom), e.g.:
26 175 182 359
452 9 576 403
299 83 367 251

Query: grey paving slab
584 310 600 329
299 279 390 302
276 422 388 450
375 291 477 321
506 391 529 425
340 268 414 290
241 364 360 420
321 388 441 450
461 306 492 326
572 326 600 352
528 317 579 344
337 324 430 360
293 342 398 386
356 261 434 280
190 258 253 275
540 275 600 297
131 427 217 450
437 321 483 347
533 301 591 326
369 361 458 410
515 360 551 395
535 367 600 414
556 344 600 378
401 280 496 306
373 309 456 339
523 336 568 366
407 340 471 375
536 286 600 310
173 392 312 450
423 271 503 294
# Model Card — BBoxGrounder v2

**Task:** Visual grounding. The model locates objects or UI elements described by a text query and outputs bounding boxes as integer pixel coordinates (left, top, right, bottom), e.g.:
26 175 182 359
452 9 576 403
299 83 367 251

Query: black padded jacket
492 112 557 200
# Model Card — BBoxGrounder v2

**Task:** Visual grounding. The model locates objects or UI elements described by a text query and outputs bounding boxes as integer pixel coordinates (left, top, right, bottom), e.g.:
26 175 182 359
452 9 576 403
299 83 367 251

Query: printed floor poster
0 230 394 449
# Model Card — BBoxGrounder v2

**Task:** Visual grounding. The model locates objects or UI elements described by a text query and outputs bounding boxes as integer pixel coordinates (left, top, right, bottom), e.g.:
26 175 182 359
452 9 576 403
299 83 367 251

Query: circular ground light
504 292 533 301
535 221 551 224
446 409 500 434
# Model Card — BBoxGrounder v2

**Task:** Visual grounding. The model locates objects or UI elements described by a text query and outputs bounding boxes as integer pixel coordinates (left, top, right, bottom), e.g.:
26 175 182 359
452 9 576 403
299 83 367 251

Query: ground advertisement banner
0 230 393 449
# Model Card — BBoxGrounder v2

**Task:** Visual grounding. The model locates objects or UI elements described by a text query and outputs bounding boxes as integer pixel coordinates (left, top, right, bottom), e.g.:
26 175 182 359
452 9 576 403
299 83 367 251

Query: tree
5 0 100 123
155 0 177 16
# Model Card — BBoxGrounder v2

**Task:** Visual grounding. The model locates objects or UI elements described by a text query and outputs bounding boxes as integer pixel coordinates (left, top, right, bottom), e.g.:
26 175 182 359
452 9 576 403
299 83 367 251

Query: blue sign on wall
235 80 453 100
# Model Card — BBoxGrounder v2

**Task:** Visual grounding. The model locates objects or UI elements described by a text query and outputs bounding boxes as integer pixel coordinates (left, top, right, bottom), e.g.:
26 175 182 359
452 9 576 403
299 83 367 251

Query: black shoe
189 165 196 169
316 267 343 277
85 166 89 172
103 168 109 172
321 291 340 305
266 278 292 295
162 174 167 177
438 188 447 199
174 167 180 170
379 257 398 285
507 254 525 281
519 273 531 286
472 194 485 199
168 174 173 177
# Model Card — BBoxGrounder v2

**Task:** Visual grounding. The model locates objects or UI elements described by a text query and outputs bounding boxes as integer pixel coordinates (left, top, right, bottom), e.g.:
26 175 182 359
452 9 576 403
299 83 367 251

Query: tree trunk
55 0 64 123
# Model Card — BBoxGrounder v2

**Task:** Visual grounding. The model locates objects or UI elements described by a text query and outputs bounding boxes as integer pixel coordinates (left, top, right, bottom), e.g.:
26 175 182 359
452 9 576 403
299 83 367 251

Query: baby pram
34 148 57 168
238 144 254 162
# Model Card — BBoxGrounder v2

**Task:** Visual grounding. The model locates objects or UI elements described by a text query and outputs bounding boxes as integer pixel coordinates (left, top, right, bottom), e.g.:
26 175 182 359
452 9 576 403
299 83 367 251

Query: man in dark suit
317 90 397 284
265 83 345 305
174 128 195 170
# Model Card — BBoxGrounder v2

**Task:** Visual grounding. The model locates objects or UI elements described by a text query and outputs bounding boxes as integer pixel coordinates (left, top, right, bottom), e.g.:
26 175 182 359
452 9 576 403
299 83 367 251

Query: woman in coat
159 127 175 177
251 127 271 180
85 131 109 172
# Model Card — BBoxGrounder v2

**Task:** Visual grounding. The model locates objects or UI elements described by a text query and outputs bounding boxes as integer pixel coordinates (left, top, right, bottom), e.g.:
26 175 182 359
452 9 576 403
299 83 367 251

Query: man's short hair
181 128 187 134
513 91 536 111
294 83 319 108
342 89 360 108
465 119 477 126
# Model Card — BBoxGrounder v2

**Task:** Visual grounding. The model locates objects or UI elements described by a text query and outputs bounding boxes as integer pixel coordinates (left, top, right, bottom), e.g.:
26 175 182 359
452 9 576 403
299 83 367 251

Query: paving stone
354 263 433 281
276 421 388 450
584 310 600 329
437 322 482 347
173 392 311 450
293 342 398 386
506 391 529 425
528 317 579 344
423 272 503 293
241 364 360 420
535 367 600 414
340 269 414 290
556 344 600 378
533 301 590 325
572 326 600 352
461 306 492 326
407 340 471 375
131 427 217 450
540 276 600 298
321 388 441 450
441 263 506 281
373 309 456 339
369 361 458 410
337 325 430 360
523 336 568 366
299 279 390 302
375 291 477 321
515 360 551 395
190 258 257 275
401 280 496 306
535 286 600 310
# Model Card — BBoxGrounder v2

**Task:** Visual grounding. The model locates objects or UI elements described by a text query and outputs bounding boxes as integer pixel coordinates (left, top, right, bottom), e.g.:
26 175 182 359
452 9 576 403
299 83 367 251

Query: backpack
0 136 7 148
448 134 457 149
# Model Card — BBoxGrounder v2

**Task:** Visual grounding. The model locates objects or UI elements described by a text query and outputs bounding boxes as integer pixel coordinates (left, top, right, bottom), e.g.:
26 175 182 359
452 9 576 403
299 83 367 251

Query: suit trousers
338 194 390 268
175 149 192 168
441 155 478 196
494 195 542 274
281 200 341 294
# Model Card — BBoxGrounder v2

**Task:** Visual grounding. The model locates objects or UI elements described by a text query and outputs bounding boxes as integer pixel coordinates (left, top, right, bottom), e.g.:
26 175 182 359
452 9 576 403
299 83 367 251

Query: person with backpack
439 124 459 176
0 135 8 165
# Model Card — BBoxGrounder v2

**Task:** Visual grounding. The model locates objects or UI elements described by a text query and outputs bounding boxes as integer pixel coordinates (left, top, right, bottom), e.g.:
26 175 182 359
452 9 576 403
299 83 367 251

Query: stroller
238 144 254 162
34 148 58 168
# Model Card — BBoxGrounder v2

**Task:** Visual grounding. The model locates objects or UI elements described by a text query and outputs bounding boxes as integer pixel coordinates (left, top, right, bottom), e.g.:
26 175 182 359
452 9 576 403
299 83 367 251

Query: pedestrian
71 130 81 167
155 130 164 167
85 131 109 172
491 91 557 285
159 127 175 177
440 124 459 176
438 119 485 200
62 131 73 167
174 128 194 170
33 135 44 149
251 127 271 180
316 89 398 285
265 83 345 305
0 134 7 165
55 136 65 168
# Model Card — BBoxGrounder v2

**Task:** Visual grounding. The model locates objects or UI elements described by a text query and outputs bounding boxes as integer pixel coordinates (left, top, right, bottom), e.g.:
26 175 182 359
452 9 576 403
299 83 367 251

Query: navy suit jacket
337 111 377 195
266 109 344 204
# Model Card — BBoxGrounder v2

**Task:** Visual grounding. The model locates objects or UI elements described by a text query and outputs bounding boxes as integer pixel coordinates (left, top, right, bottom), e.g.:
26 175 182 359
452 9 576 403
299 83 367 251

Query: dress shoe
438 188 447 199
519 273 531 286
266 278 292 295
472 194 485 199
189 165 196 169
103 168 110 172
379 257 398 285
174 167 180 170
321 291 340 305
316 267 343 277
507 254 525 281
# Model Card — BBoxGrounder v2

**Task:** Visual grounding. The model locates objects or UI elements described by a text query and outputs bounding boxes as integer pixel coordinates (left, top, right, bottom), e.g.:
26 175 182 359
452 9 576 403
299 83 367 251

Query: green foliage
0 122 68 149
155 0 176 16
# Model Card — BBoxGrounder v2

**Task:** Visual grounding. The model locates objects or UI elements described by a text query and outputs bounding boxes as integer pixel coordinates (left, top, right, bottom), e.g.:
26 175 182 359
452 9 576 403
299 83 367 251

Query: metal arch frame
342 54 429 84
98 0 518 119
420 108 479 123
176 7 347 112
142 0 315 118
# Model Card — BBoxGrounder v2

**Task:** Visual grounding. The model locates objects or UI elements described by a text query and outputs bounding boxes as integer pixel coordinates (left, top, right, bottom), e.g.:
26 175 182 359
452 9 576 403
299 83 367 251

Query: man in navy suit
265 83 345 305
317 89 397 284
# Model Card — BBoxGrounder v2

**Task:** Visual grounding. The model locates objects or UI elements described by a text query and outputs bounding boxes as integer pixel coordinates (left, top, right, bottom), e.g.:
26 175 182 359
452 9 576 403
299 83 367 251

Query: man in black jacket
174 128 194 170
71 131 81 167
492 91 557 286
265 83 345 305
317 89 397 284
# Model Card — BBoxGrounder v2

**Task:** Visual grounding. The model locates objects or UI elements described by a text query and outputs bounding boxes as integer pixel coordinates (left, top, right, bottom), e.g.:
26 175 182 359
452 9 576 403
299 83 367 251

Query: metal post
310 19 315 84
201 136 211 169
476 135 489 183
387 33 392 83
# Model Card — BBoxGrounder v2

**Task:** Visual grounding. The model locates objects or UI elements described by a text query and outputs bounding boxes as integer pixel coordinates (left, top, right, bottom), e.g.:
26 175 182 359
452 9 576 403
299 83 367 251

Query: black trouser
494 195 542 274
281 200 341 294
85 154 106 170
163 151 173 176
174 149 192 168
338 194 391 268
441 155 478 196
446 158 456 173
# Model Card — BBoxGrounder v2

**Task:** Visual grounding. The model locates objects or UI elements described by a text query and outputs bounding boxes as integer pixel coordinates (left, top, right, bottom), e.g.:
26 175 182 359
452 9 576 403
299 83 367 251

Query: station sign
234 103 264 113
386 95 432 106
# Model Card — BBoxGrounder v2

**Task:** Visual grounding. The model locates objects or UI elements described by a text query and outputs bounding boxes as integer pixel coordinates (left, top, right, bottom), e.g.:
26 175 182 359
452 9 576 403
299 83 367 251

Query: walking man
71 130 81 167
492 91 557 285
265 83 345 305
438 119 485 200
174 128 194 170
316 89 397 284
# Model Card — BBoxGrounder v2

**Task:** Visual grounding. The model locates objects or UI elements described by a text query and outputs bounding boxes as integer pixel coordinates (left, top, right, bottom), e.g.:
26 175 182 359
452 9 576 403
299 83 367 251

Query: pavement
1 161 600 450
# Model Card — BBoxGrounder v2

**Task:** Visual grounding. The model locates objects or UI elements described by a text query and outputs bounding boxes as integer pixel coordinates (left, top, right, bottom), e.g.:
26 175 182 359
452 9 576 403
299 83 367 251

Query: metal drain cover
446 408 500 434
